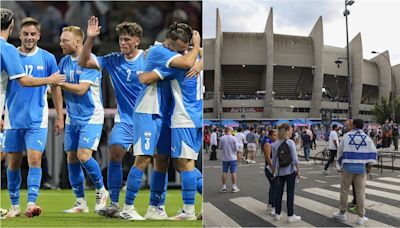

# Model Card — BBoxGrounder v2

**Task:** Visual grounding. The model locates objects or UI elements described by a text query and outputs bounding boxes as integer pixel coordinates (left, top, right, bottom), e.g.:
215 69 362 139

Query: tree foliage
371 97 400 124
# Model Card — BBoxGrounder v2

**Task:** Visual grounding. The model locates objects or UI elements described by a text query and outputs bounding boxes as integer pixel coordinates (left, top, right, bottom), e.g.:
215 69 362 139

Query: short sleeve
147 46 182 69
2 45 25 79
79 68 99 84
289 140 299 165
46 53 59 76
94 53 108 70
153 65 176 80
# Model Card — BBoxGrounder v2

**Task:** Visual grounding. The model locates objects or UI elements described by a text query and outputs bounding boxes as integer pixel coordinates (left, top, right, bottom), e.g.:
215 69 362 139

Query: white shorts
237 144 244 152
247 143 256 151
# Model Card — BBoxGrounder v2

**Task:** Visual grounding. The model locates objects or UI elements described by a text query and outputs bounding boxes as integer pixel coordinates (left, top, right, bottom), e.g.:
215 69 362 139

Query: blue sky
203 0 400 65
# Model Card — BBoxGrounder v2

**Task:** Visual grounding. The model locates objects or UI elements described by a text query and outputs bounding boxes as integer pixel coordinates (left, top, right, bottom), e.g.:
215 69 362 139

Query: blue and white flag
338 129 377 165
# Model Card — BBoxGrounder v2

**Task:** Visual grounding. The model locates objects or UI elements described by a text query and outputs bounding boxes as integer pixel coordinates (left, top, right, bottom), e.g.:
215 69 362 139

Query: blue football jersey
4 47 59 129
155 65 203 128
0 37 25 113
134 44 181 117
94 51 145 125
59 55 104 125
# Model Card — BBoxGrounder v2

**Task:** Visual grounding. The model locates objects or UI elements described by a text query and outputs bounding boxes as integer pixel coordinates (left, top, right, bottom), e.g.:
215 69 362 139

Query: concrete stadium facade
203 8 400 121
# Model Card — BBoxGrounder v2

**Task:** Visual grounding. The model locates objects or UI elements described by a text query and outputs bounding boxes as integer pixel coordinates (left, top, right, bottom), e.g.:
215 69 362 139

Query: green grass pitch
0 189 202 227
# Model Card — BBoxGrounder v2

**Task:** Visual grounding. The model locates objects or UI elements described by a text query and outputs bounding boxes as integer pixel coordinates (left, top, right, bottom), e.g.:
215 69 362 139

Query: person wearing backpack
271 123 301 223
322 125 339 175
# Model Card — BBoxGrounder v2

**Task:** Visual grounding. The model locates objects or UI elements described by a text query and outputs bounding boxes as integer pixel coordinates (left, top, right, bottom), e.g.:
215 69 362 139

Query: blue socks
125 166 143 206
194 168 203 195
181 169 197 205
82 157 104 189
67 163 85 198
27 167 42 203
149 170 168 206
107 161 122 203
7 169 21 206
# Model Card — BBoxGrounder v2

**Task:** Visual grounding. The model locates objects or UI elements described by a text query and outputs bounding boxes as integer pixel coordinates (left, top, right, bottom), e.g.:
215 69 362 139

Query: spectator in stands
65 1 110 39
334 119 377 225
1 1 26 41
28 2 63 42
156 9 188 42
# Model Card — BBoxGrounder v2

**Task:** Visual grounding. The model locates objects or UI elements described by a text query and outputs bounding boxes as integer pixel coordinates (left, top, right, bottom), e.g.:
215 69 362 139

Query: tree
371 97 400 124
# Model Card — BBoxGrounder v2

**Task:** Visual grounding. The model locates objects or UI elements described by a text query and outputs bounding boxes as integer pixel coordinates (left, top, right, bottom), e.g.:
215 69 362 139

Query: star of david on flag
348 131 367 150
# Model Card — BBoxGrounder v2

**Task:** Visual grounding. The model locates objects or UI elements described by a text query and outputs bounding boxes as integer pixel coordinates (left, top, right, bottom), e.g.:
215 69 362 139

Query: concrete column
349 33 363 119
308 16 324 118
263 8 274 118
371 51 392 103
213 8 222 118
394 64 400 98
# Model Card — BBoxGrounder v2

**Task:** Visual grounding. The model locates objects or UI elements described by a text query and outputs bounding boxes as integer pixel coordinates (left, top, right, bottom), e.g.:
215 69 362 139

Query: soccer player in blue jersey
138 23 203 220
58 26 108 214
119 23 201 220
1 9 65 219
78 16 145 218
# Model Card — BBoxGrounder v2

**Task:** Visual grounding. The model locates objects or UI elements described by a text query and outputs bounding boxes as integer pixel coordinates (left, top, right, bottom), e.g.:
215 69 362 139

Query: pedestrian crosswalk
204 203 241 227
230 197 314 227
204 176 400 227
331 184 400 201
378 177 400 183
303 188 400 220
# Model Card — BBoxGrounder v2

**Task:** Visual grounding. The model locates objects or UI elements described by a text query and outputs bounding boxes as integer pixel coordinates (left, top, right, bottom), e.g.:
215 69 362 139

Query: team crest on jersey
36 65 44 70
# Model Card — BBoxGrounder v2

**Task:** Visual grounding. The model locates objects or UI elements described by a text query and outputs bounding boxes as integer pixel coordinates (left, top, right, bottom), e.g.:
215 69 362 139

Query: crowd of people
204 116 397 225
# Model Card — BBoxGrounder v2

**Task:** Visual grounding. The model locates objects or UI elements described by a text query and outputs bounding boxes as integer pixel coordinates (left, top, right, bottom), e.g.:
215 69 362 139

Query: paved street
203 147 400 227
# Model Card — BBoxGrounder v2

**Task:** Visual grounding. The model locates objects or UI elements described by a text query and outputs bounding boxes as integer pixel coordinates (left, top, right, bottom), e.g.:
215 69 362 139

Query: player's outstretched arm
78 16 101 69
170 30 201 69
18 71 66 87
59 82 92 96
